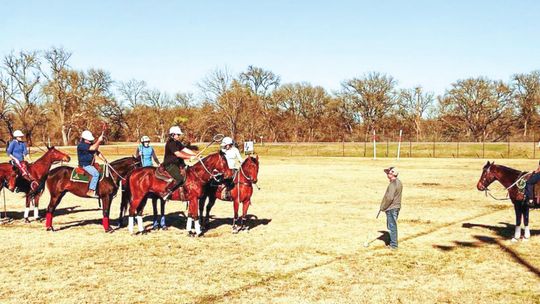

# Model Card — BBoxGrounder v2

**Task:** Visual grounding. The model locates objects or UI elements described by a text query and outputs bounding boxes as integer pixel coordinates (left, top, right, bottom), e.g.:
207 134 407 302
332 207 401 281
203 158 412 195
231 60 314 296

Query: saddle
155 165 174 183
71 164 107 183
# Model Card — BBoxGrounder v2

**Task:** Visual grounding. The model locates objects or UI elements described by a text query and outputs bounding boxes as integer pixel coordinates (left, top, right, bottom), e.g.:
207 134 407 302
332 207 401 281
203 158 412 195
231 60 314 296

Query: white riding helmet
221 136 234 146
169 126 183 135
13 130 24 137
141 135 151 142
81 130 95 141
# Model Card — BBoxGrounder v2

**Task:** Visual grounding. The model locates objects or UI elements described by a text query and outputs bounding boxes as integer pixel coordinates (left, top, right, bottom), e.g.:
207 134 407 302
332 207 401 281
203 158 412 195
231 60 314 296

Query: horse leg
240 198 251 231
523 205 531 240
33 193 42 221
136 198 149 234
128 194 143 235
117 187 129 228
205 195 217 228
198 195 206 228
45 191 66 231
151 196 159 230
187 199 202 236
232 198 240 234
23 196 31 223
101 194 113 232
159 198 167 230
513 203 523 242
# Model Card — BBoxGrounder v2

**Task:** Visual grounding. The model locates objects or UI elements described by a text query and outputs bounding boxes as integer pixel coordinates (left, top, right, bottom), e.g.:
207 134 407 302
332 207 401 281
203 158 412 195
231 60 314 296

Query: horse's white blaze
23 208 30 219
33 207 39 219
136 216 144 232
128 216 134 234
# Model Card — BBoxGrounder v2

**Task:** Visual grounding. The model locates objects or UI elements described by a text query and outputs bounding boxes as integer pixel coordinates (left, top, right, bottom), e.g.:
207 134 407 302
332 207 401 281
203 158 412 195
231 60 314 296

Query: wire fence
5 140 539 161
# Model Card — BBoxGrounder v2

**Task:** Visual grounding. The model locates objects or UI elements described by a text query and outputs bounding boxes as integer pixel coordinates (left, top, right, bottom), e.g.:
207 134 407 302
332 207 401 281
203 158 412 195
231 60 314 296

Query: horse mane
492 163 523 175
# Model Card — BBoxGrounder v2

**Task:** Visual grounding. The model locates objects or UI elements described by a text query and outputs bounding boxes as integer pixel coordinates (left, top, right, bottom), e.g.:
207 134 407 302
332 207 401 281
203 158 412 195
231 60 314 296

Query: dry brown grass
0 156 539 303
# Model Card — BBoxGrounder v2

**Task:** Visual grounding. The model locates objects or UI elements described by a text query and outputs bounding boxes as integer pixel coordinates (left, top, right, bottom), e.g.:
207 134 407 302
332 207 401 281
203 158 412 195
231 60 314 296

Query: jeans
386 208 400 248
525 172 540 201
83 165 100 191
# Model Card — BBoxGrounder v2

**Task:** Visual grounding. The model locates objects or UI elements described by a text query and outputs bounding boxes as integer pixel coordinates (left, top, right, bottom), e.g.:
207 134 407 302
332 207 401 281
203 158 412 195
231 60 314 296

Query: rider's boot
162 180 182 201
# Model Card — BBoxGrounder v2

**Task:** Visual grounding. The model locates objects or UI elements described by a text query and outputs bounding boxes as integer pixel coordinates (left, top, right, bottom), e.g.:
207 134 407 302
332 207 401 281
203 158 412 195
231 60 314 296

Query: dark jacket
380 178 402 212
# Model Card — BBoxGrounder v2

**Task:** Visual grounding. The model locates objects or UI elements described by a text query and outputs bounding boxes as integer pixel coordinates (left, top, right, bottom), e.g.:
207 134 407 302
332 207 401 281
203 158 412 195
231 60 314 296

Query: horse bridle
481 164 529 201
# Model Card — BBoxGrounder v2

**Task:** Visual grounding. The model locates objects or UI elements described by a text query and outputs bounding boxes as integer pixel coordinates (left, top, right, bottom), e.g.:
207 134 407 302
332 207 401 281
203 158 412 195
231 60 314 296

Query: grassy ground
0 156 539 303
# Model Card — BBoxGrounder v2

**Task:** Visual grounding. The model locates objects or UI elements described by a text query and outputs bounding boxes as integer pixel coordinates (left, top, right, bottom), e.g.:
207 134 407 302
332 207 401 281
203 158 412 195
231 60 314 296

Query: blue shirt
77 141 96 167
139 145 155 167
7 140 28 162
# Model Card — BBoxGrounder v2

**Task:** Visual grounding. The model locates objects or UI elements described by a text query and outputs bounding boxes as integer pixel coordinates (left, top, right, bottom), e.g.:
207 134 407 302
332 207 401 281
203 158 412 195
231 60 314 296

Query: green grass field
0 154 539 303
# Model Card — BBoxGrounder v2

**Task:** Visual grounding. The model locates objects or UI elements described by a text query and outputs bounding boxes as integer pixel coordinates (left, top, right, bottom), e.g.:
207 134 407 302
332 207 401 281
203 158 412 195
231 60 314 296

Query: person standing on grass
524 160 540 208
380 166 402 250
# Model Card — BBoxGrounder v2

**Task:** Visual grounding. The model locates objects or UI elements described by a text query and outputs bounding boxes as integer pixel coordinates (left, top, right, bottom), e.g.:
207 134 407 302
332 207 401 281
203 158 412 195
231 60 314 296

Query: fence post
432 140 435 158
457 141 459 158
386 139 389 157
507 137 510 158
409 141 412 158
363 134 367 157
482 140 485 159
342 139 345 157
290 143 293 156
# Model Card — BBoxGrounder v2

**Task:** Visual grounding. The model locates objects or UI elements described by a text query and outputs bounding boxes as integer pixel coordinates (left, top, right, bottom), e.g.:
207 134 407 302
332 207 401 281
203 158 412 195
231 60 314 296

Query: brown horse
127 151 234 236
199 155 259 233
477 161 532 241
0 163 20 193
44 156 139 232
19 147 71 222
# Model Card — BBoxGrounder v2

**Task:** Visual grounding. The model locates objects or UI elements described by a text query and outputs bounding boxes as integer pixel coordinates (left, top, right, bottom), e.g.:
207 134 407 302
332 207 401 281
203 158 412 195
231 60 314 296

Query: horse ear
255 154 259 160
486 161 490 166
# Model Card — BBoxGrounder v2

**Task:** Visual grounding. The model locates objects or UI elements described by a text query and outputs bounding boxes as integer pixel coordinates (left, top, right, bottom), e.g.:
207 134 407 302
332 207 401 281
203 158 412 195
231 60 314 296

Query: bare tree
143 88 172 142
439 77 514 141
118 79 147 139
3 50 47 145
198 67 233 104
0 72 15 138
340 72 398 133
239 65 280 97
398 86 434 141
512 71 540 137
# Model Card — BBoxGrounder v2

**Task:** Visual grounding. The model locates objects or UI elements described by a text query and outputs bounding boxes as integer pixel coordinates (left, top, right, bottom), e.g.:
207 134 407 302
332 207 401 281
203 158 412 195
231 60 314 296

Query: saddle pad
70 165 107 183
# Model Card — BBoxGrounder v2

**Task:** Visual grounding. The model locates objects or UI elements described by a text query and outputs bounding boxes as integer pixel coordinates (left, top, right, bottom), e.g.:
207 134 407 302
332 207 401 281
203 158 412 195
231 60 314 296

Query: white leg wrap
24 208 30 219
514 226 521 240
195 220 202 235
136 216 144 232
128 217 134 234
33 207 39 219
524 226 531 239
186 217 193 232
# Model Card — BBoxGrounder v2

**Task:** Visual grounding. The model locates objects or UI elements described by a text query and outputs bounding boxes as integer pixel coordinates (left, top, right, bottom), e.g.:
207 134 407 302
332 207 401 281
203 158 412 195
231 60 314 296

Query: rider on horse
136 136 160 167
524 160 540 208
77 130 104 197
221 136 243 172
7 130 38 190
162 126 197 200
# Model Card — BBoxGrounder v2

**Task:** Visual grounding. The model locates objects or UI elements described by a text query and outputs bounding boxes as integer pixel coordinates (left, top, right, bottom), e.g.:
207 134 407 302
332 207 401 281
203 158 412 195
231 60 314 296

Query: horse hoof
46 226 55 232
511 238 519 242
24 218 30 223
522 238 529 242
37 217 44 223
161 226 168 231
152 226 159 231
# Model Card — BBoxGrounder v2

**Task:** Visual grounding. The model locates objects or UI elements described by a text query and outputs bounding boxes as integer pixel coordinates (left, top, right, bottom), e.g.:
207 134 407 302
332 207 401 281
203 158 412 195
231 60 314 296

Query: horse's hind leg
240 199 251 231
159 198 167 230
101 195 113 232
232 198 240 233
198 195 206 228
23 196 31 223
513 203 523 241
151 196 159 230
523 206 531 240
204 195 217 228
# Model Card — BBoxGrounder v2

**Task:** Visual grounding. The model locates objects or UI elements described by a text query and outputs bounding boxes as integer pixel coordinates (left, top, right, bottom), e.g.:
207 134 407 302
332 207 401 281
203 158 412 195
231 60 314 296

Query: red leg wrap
45 212 53 228
102 217 110 231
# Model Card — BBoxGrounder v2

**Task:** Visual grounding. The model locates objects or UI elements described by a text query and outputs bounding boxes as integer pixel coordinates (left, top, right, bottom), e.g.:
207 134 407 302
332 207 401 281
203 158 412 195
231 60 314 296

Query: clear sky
1 0 539 96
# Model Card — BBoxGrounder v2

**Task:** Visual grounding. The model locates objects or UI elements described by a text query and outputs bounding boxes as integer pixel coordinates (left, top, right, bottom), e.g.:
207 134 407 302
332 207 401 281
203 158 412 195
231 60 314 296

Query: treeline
0 47 539 146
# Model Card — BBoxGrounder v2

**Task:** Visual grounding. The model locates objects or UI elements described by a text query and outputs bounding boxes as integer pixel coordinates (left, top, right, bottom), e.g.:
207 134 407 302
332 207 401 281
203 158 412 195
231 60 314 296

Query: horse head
6 166 18 192
477 161 497 191
203 151 234 182
242 155 259 184
44 146 71 163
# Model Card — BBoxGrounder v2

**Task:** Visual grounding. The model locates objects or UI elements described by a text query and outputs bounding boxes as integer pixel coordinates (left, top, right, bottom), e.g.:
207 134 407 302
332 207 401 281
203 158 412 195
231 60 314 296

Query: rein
482 169 530 201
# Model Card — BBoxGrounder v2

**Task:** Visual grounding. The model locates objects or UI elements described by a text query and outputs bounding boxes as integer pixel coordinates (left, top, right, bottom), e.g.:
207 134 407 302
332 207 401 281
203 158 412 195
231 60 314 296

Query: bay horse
19 146 71 222
477 161 532 241
127 151 234 236
43 156 139 232
0 163 20 193
199 155 259 233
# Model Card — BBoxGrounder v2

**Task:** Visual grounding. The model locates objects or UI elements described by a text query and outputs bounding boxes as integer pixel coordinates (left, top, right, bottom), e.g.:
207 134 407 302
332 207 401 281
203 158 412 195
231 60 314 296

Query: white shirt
223 147 243 169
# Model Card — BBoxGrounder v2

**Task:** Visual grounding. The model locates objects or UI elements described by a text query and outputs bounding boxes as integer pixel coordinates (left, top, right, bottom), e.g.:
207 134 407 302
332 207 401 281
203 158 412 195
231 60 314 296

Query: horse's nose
477 182 485 191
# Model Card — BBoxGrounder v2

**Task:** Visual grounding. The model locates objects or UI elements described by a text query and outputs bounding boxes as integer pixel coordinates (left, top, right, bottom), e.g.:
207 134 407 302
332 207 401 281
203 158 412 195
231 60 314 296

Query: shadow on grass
1 205 99 220
433 222 540 278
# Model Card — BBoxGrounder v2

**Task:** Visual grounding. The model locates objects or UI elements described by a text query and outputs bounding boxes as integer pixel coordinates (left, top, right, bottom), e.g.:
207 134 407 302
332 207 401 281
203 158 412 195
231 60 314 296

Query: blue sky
1 0 539 96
